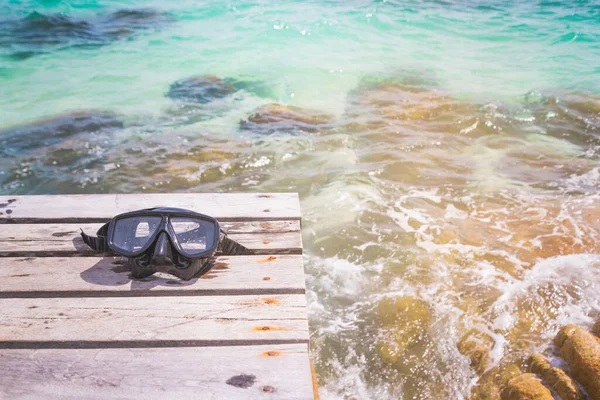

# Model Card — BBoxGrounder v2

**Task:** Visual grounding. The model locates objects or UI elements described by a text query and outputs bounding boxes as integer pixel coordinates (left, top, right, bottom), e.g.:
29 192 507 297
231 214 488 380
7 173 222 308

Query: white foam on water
564 167 600 192
466 141 527 192
386 188 442 234
310 256 367 299
444 203 469 220
319 352 382 400
490 254 600 340
304 180 384 235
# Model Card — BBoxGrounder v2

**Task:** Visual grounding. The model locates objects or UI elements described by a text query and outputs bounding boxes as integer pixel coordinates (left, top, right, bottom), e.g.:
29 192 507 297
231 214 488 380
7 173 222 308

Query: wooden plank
0 224 302 257
0 255 306 296
0 344 314 400
0 220 301 236
221 220 301 233
0 295 308 345
0 193 301 222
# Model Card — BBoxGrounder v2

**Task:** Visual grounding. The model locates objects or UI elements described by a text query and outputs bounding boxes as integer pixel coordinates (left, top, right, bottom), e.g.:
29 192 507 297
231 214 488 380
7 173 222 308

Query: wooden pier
0 193 315 399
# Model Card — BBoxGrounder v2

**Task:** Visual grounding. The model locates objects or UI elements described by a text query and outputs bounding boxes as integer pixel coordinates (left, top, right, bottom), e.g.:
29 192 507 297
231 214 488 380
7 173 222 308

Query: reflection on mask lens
113 216 162 252
171 217 215 255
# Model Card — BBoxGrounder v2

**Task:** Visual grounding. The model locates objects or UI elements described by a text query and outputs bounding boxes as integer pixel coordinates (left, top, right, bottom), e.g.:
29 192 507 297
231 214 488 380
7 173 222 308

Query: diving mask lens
170 217 216 256
112 216 162 253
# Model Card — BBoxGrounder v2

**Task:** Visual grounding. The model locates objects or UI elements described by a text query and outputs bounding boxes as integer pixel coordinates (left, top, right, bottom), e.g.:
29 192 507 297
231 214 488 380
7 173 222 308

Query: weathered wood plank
0 344 313 400
0 193 301 222
0 295 308 344
0 223 302 256
0 220 300 237
0 255 305 296
221 220 300 233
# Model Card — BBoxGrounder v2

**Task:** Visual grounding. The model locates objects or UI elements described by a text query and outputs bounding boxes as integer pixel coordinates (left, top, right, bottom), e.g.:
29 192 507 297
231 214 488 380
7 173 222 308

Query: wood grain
0 255 306 296
0 295 308 344
0 344 314 400
0 193 301 222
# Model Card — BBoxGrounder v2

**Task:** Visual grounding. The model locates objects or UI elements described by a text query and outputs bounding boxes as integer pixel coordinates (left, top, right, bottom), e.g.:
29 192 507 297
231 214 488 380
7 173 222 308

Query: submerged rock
0 110 123 193
591 319 600 338
91 134 253 193
375 296 432 364
554 325 600 400
0 9 172 60
96 8 173 38
500 374 553 400
457 329 495 375
0 110 122 153
2 12 96 58
240 103 334 135
471 361 523 400
341 78 485 188
166 75 276 106
166 75 238 104
527 353 584 400
344 79 478 134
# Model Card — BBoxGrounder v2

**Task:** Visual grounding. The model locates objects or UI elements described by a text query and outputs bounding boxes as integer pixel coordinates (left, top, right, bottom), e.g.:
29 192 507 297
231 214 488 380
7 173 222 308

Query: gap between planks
0 339 310 349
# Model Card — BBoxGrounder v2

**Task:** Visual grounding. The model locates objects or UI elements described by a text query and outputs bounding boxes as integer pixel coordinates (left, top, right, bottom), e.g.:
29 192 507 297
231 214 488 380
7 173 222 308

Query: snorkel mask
81 207 253 280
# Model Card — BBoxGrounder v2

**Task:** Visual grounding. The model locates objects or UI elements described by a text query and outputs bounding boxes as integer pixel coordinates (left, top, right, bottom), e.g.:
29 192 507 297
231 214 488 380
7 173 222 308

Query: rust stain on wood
251 325 287 332
238 297 280 306
259 350 282 357
262 276 271 281
258 195 272 198
262 298 279 305
262 241 271 245
256 256 277 263
260 224 273 229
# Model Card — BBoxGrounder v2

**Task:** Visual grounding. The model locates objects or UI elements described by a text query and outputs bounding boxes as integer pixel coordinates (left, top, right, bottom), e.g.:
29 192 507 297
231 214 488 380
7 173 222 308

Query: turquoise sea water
2 0 600 127
1 1 600 398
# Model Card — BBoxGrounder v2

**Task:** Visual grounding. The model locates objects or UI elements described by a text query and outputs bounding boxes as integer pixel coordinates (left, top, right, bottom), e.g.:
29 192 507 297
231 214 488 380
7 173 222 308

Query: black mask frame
81 207 253 280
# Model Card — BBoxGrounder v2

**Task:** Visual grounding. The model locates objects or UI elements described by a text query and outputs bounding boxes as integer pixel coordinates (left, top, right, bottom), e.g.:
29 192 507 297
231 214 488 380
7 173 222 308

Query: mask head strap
217 231 254 255
80 222 110 253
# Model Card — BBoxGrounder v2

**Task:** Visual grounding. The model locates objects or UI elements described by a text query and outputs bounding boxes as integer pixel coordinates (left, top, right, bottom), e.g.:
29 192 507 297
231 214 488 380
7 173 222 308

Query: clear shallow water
1 0 600 398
